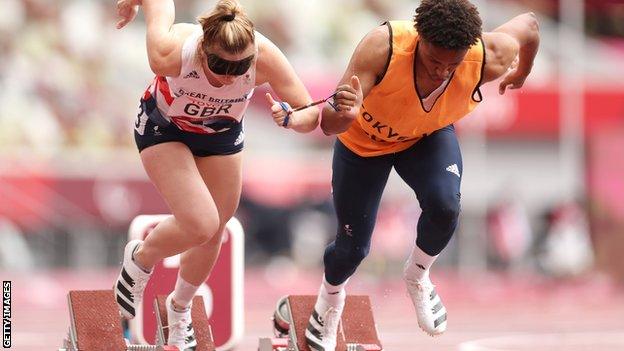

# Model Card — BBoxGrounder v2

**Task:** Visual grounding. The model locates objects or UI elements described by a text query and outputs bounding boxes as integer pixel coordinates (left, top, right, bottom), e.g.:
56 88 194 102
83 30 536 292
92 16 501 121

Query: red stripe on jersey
143 77 158 100
142 78 157 100
156 76 174 105
171 117 211 134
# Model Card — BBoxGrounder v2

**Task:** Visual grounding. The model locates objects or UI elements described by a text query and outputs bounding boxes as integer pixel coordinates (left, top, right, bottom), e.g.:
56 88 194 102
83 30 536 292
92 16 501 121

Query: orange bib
338 20 485 157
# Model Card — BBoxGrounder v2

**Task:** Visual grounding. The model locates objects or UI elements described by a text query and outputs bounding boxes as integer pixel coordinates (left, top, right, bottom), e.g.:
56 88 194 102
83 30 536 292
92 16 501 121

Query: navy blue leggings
324 125 463 285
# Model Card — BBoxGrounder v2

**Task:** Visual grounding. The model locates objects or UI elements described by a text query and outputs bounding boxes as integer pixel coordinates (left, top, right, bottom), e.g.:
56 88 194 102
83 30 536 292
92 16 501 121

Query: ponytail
197 0 255 59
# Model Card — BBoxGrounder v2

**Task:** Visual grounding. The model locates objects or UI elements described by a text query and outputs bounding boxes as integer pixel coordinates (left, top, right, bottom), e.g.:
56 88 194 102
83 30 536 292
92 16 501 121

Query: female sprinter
113 0 319 349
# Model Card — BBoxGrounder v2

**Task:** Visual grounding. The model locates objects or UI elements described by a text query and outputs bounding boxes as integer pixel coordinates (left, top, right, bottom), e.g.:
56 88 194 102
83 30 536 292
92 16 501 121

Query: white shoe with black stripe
404 275 447 336
114 240 152 319
165 293 197 351
305 305 342 351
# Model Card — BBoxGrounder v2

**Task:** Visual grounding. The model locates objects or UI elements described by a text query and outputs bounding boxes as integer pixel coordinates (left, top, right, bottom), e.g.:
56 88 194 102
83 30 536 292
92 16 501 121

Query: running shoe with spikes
404 275 447 336
165 293 197 351
305 305 342 351
114 239 152 319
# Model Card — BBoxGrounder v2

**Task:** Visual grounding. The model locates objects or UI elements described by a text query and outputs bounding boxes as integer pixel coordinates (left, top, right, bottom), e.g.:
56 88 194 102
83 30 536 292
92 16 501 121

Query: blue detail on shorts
141 96 171 127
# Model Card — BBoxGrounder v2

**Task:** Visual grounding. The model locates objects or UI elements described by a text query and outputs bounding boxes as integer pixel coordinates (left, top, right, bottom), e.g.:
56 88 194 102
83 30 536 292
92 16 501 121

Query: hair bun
222 13 236 21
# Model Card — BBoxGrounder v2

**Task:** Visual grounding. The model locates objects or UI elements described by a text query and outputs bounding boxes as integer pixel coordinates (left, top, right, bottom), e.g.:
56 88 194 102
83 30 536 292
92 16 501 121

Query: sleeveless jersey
142 26 257 134
338 20 485 157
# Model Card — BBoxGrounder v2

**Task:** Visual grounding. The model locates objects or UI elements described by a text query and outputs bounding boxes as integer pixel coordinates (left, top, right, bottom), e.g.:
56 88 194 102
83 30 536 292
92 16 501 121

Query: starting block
59 290 215 351
259 295 383 351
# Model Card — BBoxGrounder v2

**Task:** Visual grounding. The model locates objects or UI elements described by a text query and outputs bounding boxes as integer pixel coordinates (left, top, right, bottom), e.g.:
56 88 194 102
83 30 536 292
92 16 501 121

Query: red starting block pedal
154 295 216 351
259 295 383 351
59 289 213 350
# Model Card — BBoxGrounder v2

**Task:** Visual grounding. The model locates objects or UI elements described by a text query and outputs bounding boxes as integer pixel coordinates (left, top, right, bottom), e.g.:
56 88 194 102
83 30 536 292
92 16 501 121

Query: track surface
6 268 624 350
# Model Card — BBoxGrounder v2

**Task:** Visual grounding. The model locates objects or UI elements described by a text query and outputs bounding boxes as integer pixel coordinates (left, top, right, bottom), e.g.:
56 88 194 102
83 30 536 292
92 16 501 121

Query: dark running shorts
133 99 244 157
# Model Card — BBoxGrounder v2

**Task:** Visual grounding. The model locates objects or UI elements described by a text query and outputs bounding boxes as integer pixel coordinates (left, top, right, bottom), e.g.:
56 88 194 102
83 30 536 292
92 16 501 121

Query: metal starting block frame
59 290 215 351
259 295 383 351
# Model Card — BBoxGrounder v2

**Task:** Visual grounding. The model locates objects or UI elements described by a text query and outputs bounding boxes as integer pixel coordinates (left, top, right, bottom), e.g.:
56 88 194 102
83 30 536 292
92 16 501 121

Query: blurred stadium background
1 0 623 350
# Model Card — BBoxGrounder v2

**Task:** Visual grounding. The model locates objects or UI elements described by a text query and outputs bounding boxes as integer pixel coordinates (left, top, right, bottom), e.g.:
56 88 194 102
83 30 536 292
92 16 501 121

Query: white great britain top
142 25 257 134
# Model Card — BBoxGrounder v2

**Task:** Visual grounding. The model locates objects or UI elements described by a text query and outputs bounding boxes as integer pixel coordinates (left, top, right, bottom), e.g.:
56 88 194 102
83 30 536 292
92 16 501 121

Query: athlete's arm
116 0 193 77
256 35 319 133
481 12 540 94
141 0 194 77
320 25 389 135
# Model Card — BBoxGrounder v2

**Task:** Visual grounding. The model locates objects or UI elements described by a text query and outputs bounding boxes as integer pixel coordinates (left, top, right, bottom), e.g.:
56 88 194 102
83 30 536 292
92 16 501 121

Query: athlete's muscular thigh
140 142 219 238
394 126 462 254
332 140 393 240
195 152 243 234
394 125 462 197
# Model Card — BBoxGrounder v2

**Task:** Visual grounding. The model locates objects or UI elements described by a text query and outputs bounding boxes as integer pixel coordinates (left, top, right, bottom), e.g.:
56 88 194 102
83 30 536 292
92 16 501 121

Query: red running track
4 268 624 350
